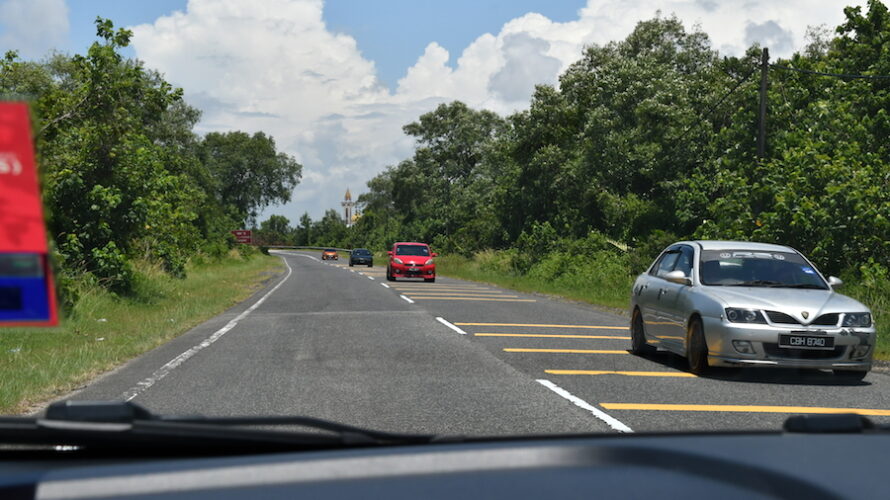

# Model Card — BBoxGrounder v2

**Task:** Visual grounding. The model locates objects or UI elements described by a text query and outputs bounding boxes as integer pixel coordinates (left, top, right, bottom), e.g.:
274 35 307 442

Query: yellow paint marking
456 323 629 330
655 336 686 340
475 333 630 339
545 370 696 378
504 348 628 354
409 297 537 302
600 403 890 416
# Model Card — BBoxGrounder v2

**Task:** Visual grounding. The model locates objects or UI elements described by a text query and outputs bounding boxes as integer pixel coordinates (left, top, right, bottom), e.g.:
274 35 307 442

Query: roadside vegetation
0 19 298 411
265 2 889 358
0 250 282 415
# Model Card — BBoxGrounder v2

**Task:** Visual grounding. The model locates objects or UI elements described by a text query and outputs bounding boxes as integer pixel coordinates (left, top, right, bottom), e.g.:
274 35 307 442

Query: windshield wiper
780 283 827 290
728 280 783 287
0 401 448 455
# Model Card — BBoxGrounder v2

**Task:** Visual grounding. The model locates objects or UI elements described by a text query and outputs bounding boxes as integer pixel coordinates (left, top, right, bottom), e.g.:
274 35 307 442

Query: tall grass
0 252 282 414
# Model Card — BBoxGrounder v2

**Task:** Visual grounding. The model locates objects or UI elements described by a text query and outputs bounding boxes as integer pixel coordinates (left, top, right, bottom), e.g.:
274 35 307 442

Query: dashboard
1 431 885 499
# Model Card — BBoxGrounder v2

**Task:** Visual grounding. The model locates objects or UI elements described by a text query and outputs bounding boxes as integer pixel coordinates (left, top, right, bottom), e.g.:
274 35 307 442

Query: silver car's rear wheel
630 309 653 355
687 318 709 375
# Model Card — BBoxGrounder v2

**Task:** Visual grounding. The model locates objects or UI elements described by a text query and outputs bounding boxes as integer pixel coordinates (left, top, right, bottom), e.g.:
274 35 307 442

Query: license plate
778 334 834 350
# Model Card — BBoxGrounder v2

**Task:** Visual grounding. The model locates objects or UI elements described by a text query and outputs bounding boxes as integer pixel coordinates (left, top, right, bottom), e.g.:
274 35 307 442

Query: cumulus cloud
0 0 69 59
127 0 862 221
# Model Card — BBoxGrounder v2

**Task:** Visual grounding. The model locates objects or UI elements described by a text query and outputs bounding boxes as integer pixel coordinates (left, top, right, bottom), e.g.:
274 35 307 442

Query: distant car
349 248 374 267
321 249 339 261
630 240 875 380
386 242 437 282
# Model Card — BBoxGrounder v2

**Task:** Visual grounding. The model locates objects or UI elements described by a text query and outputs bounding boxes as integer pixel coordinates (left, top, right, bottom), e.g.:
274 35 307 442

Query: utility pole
757 47 769 160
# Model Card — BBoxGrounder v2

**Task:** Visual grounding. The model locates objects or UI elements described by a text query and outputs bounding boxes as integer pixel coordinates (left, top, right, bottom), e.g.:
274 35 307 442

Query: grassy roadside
435 252 889 361
0 252 283 415
436 253 632 314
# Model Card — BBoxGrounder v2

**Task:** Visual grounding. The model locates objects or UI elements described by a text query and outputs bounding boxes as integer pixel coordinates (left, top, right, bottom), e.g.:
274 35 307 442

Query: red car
386 242 437 282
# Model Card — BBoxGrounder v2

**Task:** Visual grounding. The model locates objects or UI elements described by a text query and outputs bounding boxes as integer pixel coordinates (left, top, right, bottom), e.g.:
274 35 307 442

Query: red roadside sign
0 102 59 327
231 230 252 244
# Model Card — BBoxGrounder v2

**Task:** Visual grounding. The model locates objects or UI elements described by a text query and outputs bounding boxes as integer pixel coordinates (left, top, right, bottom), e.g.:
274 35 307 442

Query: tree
199 131 303 225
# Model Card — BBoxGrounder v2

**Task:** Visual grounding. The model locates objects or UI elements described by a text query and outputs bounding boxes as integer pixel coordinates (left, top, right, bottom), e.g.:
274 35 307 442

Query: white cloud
128 0 863 223
0 0 69 59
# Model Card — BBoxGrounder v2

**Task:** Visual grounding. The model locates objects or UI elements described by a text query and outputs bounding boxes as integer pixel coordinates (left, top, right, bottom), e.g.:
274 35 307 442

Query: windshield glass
395 245 429 256
1 0 887 450
700 250 828 289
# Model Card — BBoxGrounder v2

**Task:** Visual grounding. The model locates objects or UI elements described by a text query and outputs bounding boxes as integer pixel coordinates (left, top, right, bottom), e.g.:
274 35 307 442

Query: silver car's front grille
763 344 846 359
765 311 840 327
811 313 839 326
766 311 798 324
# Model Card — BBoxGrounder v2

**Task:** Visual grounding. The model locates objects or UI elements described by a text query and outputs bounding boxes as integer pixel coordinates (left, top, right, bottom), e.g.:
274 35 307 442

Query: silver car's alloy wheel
630 309 653 355
687 318 709 375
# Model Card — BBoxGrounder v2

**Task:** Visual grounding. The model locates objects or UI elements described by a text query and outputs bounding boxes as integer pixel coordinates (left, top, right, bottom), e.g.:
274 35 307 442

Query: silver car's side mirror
664 270 692 286
828 276 843 288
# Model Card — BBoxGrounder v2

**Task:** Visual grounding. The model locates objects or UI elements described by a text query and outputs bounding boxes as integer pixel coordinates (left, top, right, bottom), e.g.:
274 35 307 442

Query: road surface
68 251 890 435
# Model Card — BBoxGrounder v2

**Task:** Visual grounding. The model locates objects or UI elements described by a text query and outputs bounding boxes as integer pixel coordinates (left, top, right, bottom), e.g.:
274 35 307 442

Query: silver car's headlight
725 308 767 324
842 313 872 328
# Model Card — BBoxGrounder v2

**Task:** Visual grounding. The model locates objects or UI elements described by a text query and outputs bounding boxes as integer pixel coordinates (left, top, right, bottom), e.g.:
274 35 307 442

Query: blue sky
33 0 585 90
0 0 860 221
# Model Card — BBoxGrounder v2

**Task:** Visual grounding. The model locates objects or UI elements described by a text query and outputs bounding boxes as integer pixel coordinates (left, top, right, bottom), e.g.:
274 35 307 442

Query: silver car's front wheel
630 309 653 355
687 318 709 375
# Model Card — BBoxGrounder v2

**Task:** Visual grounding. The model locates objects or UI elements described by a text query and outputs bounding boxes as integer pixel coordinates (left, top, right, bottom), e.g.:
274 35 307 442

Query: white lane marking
436 317 467 335
400 295 415 304
536 379 633 433
121 256 294 401
381 283 390 288
368 276 375 280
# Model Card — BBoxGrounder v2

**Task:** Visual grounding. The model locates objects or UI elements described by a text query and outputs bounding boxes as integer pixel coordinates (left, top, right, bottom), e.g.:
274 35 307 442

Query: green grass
436 250 633 313
0 252 283 415
436 250 889 361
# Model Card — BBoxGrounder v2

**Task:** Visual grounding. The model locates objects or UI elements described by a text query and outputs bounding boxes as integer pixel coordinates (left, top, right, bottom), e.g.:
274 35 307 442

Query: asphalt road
68 250 890 435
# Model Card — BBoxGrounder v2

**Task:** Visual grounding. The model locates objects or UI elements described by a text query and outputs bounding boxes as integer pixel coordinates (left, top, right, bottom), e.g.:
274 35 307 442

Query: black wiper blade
781 283 827 289
0 401 443 455
728 280 783 287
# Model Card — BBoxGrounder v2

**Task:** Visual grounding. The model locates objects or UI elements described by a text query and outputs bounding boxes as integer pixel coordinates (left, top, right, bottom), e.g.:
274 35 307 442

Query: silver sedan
630 241 876 380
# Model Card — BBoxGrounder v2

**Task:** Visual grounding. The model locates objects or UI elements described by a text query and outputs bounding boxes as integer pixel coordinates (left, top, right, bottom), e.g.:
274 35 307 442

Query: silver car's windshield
700 250 828 289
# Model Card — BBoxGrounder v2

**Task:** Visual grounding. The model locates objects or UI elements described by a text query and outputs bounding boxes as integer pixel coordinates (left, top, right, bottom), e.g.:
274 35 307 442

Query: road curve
68 251 890 435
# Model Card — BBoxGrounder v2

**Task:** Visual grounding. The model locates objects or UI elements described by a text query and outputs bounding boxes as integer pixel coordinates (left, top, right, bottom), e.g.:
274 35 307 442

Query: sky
0 0 867 223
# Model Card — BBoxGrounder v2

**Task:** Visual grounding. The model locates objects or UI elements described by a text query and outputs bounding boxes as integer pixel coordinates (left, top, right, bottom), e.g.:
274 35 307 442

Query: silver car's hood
701 286 869 322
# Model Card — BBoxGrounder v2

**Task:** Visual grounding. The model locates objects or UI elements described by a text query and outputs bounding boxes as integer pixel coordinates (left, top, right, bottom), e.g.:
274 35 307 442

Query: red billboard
231 230 252 244
0 102 59 327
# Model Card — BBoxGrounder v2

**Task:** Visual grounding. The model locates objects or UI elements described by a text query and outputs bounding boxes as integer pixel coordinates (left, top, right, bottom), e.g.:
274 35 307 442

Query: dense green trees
330 3 888 285
0 18 301 301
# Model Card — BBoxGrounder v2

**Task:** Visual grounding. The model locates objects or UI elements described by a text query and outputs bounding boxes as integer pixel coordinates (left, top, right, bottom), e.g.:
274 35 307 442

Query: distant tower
342 188 355 227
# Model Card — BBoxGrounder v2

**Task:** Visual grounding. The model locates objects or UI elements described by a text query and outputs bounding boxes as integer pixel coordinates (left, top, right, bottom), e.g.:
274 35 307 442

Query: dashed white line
400 295 415 304
121 256 294 402
436 317 467 335
367 276 375 280
381 283 390 289
536 379 633 433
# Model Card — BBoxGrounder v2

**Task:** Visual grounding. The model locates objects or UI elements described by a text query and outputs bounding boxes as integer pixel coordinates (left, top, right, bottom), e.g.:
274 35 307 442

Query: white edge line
400 295 415 304
121 255 294 402
536 379 633 433
381 283 390 288
436 316 467 335
368 276 375 280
